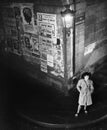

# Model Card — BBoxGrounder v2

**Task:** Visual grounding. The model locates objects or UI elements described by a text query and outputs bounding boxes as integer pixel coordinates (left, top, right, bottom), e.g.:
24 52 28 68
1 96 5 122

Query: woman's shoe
75 113 78 117
84 110 88 114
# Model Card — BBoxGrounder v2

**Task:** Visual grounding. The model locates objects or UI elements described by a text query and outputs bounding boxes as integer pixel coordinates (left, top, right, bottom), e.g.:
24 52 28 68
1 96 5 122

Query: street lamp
61 4 75 95
61 5 74 36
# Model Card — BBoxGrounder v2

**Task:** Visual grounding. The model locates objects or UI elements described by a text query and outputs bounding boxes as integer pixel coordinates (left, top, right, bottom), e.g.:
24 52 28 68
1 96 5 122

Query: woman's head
81 72 91 80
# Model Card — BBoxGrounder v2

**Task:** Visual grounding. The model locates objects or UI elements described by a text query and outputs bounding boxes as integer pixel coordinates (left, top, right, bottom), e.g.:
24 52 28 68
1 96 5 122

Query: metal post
63 23 69 96
61 4 75 95
73 0 75 75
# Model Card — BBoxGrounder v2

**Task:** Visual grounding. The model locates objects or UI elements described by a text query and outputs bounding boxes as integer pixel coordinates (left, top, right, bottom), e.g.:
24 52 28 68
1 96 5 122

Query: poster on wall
23 33 39 54
46 39 53 55
18 3 40 63
39 36 47 54
22 33 40 63
23 33 32 55
20 3 35 34
31 35 39 56
37 12 57 41
40 52 47 73
50 44 64 78
41 62 47 73
11 4 24 55
37 13 57 73
47 54 54 67
46 39 54 67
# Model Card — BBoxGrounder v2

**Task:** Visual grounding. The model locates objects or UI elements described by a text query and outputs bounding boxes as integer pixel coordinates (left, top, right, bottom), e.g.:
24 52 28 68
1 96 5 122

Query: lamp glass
61 8 74 28
64 13 74 28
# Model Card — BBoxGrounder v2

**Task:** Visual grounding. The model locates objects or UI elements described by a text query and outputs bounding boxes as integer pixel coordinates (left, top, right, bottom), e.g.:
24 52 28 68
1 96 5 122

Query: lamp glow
61 8 74 28
64 13 74 28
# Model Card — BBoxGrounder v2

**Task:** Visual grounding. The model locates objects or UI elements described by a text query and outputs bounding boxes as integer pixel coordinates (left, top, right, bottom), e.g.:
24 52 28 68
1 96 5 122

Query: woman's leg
75 104 81 116
84 104 88 113
84 104 86 110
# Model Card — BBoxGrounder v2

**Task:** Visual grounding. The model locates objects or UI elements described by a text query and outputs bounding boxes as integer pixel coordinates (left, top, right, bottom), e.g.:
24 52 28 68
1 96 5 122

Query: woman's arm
90 80 94 93
76 80 81 92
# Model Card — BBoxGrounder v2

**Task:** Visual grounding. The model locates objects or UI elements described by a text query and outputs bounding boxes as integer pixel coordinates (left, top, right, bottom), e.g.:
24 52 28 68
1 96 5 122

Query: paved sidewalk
0 53 107 129
17 87 107 127
15 58 107 129
15 72 107 129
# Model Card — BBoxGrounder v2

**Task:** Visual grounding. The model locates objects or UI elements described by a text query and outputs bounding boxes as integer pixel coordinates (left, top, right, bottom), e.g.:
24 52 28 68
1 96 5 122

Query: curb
18 112 107 129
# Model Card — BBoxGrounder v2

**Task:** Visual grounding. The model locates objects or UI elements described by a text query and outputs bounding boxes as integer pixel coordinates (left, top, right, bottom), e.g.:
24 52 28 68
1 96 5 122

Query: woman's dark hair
81 72 91 79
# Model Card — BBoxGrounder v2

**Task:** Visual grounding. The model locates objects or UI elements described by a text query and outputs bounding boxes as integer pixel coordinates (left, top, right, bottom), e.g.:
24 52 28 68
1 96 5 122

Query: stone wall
83 0 107 73
74 0 107 74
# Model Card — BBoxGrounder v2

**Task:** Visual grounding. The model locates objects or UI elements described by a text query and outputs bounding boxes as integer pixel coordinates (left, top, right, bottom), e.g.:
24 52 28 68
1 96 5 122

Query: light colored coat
76 79 94 106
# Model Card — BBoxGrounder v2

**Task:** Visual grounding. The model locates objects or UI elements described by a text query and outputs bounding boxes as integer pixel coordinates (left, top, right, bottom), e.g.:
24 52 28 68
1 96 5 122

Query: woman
75 72 94 117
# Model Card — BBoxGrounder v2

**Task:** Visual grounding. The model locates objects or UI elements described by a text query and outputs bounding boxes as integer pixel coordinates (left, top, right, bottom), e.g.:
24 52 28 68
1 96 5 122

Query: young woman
75 72 94 117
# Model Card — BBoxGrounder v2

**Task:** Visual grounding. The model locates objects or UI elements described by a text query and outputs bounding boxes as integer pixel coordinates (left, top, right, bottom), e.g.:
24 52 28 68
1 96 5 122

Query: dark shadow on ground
0 54 107 129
